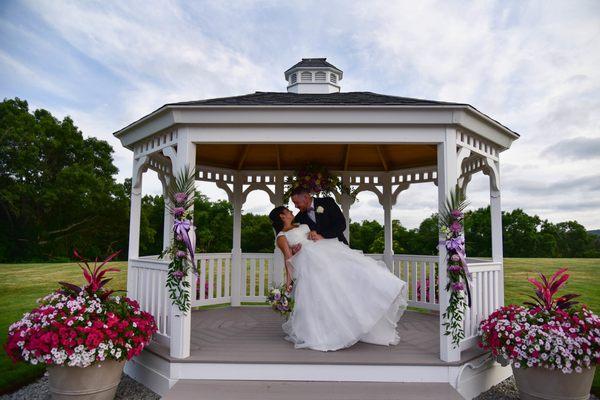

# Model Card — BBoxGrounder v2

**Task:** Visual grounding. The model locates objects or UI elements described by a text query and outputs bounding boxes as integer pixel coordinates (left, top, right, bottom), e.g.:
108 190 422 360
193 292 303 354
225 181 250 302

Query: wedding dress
278 224 408 352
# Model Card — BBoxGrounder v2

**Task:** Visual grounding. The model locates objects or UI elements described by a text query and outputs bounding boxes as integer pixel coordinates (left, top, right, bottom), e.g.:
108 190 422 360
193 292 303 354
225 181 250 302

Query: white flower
316 206 325 213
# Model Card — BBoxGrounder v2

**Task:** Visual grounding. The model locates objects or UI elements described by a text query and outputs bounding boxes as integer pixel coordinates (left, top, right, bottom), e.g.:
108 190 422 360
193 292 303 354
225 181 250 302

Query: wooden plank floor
147 306 485 366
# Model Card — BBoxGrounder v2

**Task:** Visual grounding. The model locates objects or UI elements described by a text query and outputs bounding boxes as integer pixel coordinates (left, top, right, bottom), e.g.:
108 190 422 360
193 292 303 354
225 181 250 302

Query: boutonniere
316 206 325 214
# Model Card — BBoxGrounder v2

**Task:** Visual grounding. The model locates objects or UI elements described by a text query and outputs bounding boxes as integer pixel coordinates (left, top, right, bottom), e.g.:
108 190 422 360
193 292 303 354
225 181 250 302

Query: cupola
284 58 343 94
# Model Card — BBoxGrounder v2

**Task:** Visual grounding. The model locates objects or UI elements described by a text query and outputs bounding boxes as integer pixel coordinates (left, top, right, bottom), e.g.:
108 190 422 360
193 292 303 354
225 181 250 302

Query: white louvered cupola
284 58 343 94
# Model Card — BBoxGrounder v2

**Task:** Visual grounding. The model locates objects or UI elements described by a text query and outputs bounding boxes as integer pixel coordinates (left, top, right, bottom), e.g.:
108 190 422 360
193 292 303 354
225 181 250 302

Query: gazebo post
272 172 286 286
127 156 147 298
230 172 243 307
158 173 173 251
340 175 352 243
382 173 394 270
169 130 195 359
437 128 462 362
489 161 504 306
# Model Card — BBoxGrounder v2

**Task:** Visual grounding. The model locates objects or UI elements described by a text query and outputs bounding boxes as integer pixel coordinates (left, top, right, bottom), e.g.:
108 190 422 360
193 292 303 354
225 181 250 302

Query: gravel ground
2 374 597 399
474 376 599 400
0 373 160 400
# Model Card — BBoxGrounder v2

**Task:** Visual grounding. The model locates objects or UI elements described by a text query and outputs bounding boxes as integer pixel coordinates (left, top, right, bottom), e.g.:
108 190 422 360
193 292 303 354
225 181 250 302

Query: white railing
241 253 275 302
391 254 440 310
129 257 171 346
460 261 503 350
192 253 232 307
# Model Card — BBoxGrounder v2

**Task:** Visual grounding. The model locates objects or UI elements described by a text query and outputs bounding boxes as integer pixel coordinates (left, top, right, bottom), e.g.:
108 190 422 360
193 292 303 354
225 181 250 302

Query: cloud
543 137 600 160
1 0 599 229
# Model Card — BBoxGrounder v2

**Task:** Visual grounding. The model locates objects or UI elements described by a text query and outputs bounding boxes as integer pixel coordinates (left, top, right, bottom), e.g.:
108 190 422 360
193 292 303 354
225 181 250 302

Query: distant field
0 258 598 395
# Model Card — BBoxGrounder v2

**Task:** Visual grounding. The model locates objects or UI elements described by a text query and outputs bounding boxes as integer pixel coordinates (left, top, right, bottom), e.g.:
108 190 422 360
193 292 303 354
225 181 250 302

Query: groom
291 187 348 245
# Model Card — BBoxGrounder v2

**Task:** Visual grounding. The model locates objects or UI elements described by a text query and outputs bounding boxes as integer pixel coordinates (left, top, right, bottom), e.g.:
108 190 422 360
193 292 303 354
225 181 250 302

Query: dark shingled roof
168 91 466 106
284 58 341 73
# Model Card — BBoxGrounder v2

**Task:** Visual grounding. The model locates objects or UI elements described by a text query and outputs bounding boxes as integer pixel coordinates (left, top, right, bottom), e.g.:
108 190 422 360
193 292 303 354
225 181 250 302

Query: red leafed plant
523 268 580 311
4 249 157 367
59 249 122 301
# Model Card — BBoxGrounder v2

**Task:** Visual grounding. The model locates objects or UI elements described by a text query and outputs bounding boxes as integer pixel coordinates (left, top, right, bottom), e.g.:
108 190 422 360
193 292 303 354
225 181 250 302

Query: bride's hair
269 206 288 234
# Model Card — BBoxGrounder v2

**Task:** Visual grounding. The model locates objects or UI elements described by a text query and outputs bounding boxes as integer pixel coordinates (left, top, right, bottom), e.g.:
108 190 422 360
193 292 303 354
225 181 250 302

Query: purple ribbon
173 219 195 266
443 235 472 280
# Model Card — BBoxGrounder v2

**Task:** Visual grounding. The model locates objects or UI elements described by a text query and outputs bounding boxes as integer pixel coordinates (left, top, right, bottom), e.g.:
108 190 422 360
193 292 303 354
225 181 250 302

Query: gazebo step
161 379 464 400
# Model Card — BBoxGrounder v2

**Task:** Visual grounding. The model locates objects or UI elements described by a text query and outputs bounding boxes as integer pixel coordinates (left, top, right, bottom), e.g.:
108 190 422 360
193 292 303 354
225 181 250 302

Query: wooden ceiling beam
376 145 389 171
237 144 249 170
276 144 281 170
343 144 350 171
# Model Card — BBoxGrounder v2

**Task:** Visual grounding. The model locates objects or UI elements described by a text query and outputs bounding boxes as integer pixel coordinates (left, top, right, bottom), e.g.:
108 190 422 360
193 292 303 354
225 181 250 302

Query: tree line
1 98 599 262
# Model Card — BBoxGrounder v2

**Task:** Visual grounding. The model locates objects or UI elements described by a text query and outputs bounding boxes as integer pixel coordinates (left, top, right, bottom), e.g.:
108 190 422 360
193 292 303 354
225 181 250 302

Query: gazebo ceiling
194 143 437 172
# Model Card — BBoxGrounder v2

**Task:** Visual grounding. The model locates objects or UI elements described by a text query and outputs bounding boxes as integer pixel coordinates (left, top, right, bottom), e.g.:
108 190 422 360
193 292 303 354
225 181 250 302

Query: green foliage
0 98 133 261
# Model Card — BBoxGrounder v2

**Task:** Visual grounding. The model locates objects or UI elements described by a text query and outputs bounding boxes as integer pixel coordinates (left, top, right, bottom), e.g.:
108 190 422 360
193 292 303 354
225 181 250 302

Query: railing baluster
420 261 427 303
258 257 265 297
200 258 206 301
411 261 418 303
216 257 223 298
250 258 257 297
241 256 247 297
225 256 230 298
208 258 215 299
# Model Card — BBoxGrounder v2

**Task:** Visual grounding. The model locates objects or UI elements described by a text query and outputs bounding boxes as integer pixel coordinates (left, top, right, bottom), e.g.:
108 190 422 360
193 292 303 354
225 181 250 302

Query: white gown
278 224 408 352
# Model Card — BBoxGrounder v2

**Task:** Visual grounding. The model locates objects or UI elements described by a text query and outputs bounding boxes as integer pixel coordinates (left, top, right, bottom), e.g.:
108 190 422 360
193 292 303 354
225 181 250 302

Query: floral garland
159 167 197 314
283 163 355 203
439 186 472 346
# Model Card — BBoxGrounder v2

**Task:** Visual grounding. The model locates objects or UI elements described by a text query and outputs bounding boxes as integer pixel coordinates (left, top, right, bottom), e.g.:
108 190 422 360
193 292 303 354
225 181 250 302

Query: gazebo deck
146 306 485 366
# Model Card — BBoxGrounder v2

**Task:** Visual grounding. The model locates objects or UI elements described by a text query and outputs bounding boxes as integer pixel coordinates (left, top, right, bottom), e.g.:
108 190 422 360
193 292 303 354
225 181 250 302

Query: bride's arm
276 236 294 290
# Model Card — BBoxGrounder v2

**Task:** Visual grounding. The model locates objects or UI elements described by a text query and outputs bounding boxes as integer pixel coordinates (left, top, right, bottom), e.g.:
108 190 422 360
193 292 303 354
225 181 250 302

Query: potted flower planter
5 250 157 400
478 268 599 400
48 360 126 400
512 364 596 400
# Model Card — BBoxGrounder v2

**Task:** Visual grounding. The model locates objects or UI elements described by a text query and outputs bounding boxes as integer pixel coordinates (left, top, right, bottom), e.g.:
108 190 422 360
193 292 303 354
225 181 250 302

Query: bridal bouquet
266 283 294 319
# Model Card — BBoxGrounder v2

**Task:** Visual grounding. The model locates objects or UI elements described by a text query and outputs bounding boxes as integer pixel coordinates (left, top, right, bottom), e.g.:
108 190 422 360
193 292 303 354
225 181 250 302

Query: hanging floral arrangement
283 163 356 203
439 186 472 346
159 167 197 314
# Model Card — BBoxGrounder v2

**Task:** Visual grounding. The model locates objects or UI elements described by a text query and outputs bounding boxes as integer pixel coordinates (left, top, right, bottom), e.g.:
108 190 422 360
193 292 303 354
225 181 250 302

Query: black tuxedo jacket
293 196 348 245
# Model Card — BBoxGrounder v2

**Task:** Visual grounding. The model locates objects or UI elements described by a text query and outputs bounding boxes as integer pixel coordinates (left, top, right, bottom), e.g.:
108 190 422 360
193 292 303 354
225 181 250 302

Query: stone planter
47 360 125 400
512 364 596 400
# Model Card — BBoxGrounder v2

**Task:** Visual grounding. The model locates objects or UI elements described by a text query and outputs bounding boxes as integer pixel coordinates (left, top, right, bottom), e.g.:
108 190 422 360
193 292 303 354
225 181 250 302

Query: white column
126 157 144 299
437 128 461 362
382 174 394 270
159 174 174 251
230 172 243 307
340 175 352 243
169 129 196 359
490 160 504 306
272 173 286 287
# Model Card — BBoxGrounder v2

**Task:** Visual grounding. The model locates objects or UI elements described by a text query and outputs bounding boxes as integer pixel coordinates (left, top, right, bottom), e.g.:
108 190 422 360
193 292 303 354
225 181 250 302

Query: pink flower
176 250 187 259
451 281 465 291
174 192 187 204
451 210 463 218
450 254 460 262
450 221 462 233
173 207 185 217
173 270 185 280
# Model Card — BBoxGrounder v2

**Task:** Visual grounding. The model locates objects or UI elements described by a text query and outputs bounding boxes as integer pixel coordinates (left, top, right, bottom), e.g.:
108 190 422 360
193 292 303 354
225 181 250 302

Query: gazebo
114 58 518 399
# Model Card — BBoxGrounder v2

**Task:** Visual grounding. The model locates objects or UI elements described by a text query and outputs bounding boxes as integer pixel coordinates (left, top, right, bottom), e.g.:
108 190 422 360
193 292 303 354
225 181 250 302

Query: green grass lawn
0 258 598 394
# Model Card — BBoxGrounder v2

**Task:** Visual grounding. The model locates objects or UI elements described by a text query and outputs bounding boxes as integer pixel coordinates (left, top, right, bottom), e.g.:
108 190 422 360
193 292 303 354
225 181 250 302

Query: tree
0 98 129 261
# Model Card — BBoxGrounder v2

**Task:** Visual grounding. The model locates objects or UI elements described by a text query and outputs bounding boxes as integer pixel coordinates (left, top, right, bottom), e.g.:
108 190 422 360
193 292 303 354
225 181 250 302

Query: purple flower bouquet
266 282 295 319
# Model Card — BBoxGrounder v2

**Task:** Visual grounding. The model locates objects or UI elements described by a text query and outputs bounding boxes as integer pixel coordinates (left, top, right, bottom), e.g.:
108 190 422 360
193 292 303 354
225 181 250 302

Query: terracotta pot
512 364 596 400
47 360 125 400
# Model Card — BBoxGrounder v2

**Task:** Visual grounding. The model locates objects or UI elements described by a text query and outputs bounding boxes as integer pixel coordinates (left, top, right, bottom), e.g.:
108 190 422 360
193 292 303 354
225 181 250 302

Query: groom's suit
294 196 348 245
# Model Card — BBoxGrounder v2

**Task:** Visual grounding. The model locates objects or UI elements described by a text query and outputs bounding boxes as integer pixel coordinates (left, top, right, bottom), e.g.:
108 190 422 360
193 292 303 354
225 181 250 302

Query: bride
269 205 408 352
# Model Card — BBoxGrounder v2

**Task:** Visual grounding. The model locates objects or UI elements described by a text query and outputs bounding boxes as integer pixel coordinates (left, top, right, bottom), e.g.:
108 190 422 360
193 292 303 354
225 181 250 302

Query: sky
1 0 599 230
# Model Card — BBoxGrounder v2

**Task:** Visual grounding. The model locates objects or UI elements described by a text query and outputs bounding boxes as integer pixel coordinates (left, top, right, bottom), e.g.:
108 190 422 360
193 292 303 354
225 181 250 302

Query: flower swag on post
159 167 197 314
282 163 356 203
439 185 472 347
